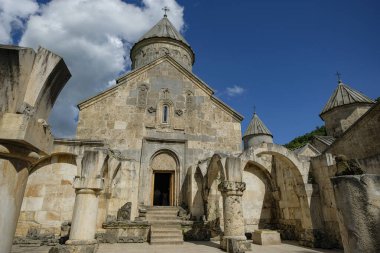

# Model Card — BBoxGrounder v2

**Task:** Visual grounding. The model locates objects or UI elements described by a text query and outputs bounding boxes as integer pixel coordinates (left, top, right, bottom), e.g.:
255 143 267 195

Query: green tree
284 126 327 150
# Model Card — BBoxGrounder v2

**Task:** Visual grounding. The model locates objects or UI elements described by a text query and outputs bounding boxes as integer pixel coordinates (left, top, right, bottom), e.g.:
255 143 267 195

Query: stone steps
144 206 184 245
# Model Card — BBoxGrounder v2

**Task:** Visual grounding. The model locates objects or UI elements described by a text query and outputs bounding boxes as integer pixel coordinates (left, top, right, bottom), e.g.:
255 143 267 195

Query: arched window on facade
162 105 169 123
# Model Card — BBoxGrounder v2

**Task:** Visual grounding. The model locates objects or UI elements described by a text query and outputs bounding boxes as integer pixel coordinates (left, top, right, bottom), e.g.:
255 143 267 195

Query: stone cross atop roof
243 112 273 137
137 16 189 46
321 81 375 115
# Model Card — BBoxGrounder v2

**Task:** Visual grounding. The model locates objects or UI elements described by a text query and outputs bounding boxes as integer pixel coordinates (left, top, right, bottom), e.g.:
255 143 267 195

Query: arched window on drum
162 105 169 123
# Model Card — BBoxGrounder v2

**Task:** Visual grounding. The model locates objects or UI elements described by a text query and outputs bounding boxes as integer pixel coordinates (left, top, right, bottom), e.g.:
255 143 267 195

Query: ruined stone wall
76 58 242 223
15 155 77 238
272 157 304 240
310 155 343 248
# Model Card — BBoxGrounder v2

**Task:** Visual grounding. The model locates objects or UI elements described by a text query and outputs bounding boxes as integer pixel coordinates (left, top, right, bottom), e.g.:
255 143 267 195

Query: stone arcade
1 15 379 253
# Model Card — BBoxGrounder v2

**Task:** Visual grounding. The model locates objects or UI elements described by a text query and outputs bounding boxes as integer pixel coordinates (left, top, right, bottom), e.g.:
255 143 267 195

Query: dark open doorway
153 172 172 206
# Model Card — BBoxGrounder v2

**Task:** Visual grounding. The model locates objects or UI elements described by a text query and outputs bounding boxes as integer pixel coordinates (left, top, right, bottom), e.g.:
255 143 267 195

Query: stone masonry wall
310 155 343 248
328 102 380 164
15 155 77 237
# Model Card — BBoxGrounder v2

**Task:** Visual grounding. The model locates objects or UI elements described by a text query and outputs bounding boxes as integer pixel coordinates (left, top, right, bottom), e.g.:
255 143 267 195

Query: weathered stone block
252 230 281 245
331 174 380 253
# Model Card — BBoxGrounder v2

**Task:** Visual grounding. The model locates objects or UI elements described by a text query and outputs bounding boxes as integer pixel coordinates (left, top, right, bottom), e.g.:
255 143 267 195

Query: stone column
331 174 380 253
65 177 103 252
218 157 250 252
59 150 107 253
218 181 246 242
0 155 31 252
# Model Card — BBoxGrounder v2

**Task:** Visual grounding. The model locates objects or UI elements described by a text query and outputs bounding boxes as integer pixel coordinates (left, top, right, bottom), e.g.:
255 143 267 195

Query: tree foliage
284 126 327 150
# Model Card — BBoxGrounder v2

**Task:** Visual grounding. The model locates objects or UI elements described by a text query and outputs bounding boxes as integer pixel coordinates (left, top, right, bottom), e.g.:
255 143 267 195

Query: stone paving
12 241 343 253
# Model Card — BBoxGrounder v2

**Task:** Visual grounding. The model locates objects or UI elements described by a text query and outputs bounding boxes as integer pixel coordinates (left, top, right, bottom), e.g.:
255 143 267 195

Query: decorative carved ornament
162 88 170 99
147 107 156 113
218 181 246 193
151 152 177 171
185 90 194 111
137 84 149 108
17 102 35 117
175 109 183 116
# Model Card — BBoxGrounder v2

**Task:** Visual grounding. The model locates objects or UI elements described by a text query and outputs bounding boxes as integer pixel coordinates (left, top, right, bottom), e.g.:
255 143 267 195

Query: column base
49 240 98 253
221 236 251 253
252 230 281 245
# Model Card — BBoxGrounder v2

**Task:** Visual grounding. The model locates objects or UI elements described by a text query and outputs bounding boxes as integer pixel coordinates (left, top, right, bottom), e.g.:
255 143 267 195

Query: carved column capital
218 181 246 196
73 176 104 192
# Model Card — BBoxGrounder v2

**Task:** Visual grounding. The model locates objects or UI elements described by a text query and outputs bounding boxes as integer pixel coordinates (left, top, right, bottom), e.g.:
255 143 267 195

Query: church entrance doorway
152 172 174 206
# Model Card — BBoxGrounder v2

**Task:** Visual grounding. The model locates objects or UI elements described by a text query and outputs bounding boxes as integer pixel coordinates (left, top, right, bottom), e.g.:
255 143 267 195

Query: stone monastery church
0 14 379 253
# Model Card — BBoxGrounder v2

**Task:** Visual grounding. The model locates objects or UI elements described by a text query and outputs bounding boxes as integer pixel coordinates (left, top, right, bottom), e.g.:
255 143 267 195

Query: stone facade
75 55 242 220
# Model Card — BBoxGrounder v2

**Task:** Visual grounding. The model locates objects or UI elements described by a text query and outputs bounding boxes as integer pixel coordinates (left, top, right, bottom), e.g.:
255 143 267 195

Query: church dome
130 16 195 71
320 79 375 137
320 80 375 116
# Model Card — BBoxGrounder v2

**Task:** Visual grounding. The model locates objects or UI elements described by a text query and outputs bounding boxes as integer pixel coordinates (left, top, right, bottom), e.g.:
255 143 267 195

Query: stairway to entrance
145 206 184 245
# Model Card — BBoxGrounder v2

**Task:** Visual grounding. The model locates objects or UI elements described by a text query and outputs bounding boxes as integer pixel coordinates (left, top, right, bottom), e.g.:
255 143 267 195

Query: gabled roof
314 135 335 146
293 143 321 157
77 54 243 122
137 17 189 46
243 113 272 137
321 81 375 115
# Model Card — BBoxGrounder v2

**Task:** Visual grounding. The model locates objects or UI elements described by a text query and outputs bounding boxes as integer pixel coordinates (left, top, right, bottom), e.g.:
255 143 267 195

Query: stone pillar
0 157 30 252
69 189 100 242
218 157 250 252
65 182 103 252
331 174 380 253
219 181 246 242
0 45 70 253
60 150 106 253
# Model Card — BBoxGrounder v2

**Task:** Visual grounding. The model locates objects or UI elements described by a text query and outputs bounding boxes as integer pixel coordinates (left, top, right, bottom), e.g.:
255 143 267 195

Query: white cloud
8 0 185 137
226 85 245 96
0 0 39 43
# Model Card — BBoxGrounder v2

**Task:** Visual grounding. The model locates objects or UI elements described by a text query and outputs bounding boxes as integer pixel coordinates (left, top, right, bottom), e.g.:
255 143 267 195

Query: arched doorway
150 150 179 206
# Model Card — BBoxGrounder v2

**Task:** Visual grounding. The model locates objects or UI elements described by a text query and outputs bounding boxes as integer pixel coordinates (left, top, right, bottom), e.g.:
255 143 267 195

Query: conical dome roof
243 113 272 137
137 16 189 46
321 81 375 115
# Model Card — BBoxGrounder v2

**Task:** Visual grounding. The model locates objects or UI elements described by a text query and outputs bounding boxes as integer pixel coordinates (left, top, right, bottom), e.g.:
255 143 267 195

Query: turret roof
321 81 375 115
243 113 272 137
137 17 189 46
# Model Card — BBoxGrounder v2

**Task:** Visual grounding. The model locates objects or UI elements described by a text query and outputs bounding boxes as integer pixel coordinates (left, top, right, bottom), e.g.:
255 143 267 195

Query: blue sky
1 0 379 144
178 0 380 144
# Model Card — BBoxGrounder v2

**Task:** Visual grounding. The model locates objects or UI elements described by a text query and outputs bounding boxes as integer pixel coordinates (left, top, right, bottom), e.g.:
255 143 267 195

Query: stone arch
150 150 178 172
29 152 77 175
242 161 278 232
242 143 313 241
197 154 226 237
18 152 78 237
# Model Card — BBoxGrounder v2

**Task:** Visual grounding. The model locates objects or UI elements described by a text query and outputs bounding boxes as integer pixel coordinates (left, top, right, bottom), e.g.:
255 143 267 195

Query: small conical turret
243 112 273 150
320 79 375 137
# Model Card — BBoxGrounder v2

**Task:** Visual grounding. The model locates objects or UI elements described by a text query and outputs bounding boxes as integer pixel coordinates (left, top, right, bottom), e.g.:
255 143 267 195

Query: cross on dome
162 6 170 17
